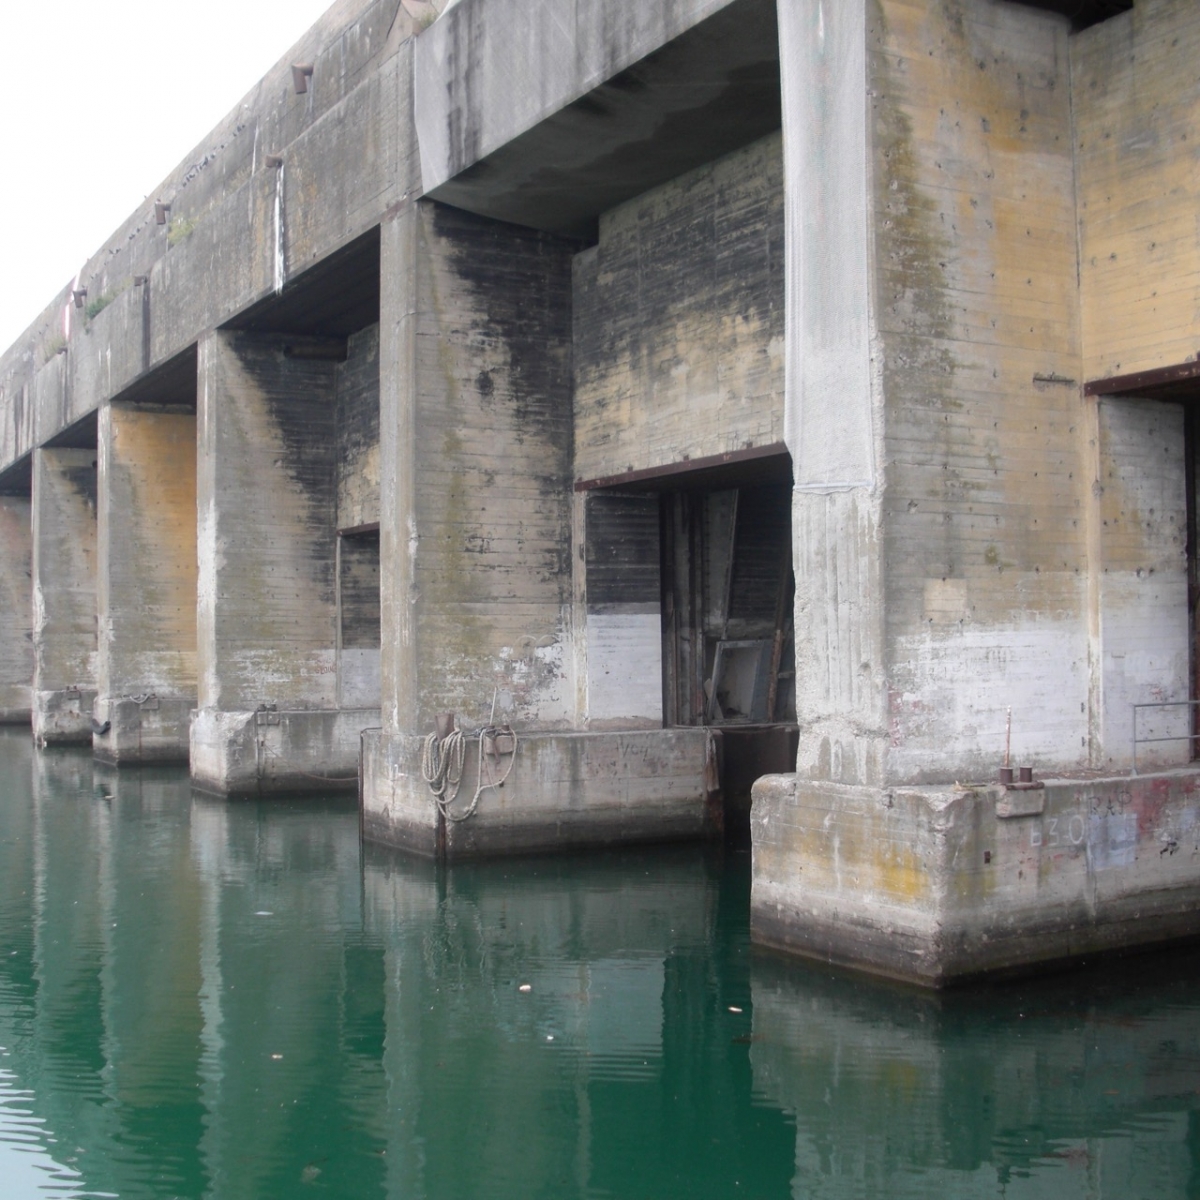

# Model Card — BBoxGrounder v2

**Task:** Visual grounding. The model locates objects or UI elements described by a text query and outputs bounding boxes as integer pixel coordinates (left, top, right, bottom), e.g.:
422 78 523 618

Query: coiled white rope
421 724 517 823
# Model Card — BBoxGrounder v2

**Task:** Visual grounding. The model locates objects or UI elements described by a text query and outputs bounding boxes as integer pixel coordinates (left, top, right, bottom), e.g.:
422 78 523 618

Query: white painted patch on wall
889 618 1089 779
587 613 662 724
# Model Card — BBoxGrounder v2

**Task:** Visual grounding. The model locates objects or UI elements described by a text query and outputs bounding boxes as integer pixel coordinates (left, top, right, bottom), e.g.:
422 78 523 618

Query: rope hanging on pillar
421 717 517 823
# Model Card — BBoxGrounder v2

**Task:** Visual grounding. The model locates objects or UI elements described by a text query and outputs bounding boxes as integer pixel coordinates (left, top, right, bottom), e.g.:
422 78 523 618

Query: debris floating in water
271 1053 283 1060
728 1006 743 1014
255 911 274 917
518 983 532 993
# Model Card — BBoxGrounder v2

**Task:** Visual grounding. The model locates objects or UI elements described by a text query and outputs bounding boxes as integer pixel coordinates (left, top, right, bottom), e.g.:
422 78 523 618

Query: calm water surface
3 728 1200 1198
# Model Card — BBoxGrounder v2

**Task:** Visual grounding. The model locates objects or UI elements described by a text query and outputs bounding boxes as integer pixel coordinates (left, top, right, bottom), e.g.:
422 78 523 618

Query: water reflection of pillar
28 747 123 1187
189 795 370 1196
749 953 1200 1195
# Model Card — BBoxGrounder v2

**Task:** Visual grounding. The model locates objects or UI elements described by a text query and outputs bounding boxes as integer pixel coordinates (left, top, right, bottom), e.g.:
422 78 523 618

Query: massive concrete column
32 448 98 745
363 201 713 857
753 0 1200 984
93 402 198 763
0 492 33 722
192 330 372 794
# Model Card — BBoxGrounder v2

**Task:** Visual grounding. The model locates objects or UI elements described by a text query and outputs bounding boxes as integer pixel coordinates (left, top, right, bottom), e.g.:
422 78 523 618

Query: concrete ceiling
425 0 781 240
1010 0 1132 29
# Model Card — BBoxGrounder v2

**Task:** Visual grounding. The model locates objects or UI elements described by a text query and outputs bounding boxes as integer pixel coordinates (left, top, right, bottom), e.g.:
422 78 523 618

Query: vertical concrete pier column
0 492 34 723
32 448 98 745
362 202 713 857
94 403 198 764
192 330 371 794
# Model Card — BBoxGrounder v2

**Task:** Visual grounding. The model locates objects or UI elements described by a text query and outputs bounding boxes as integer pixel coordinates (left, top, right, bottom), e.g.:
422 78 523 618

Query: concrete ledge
191 706 379 796
92 695 194 765
33 688 97 746
363 727 718 859
751 769 1200 987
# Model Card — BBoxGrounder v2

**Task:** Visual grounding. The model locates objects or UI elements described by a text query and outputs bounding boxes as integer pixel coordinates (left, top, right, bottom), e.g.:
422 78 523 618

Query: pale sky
0 0 339 353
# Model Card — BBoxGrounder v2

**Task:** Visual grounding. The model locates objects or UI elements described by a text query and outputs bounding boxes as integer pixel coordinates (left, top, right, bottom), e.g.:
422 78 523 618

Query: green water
3 729 1200 1199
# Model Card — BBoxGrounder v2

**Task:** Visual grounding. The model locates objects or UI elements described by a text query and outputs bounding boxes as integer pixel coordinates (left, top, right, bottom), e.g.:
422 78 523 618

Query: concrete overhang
113 345 198 410
415 0 780 237
221 227 380 338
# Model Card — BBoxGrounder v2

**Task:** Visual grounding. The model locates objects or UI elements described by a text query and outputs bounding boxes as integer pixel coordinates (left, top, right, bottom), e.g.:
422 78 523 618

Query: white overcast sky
0 0 338 352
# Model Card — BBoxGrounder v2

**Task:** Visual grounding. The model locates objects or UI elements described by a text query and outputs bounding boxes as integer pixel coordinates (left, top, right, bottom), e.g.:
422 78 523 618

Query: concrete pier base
92 695 195 766
191 707 375 796
751 769 1200 986
33 687 99 746
363 728 717 858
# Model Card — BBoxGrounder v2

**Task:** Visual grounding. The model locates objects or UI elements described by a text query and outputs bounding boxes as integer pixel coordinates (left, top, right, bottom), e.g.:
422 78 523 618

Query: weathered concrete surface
94 403 197 763
753 0 1200 981
191 707 374 796
753 767 1200 985
417 0 735 180
194 330 378 792
1075 0 1200 382
0 0 418 475
32 448 97 745
572 133 784 483
363 727 716 858
0 496 33 722
378 200 576 739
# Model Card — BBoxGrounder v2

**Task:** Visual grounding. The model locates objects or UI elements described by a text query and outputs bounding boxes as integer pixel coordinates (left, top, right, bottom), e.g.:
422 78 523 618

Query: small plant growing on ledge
167 215 196 247
42 336 67 363
84 294 112 321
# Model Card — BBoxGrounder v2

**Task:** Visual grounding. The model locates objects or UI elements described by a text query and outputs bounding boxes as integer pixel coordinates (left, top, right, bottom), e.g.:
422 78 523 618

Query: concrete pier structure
0 491 33 723
1 0 1197 978
94 400 197 763
32 446 98 745
751 0 1200 983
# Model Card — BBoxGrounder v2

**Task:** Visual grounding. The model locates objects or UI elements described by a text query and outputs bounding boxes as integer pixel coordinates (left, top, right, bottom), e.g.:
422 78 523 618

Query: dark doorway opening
579 445 795 845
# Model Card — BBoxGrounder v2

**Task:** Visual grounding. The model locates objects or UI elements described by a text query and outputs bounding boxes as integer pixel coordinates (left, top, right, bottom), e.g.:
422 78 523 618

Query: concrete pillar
363 201 714 856
94 403 198 763
752 0 1200 984
0 493 33 722
32 448 98 745
192 330 372 794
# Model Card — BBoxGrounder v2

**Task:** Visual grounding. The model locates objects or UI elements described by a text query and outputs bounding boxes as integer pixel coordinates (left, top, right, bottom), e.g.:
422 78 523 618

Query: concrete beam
0 495 33 723
415 0 779 235
94 403 198 764
32 448 98 745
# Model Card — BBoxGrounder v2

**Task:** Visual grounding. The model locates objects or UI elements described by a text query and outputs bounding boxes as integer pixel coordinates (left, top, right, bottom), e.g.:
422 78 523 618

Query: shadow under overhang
221 226 381 338
115 344 198 410
0 454 31 496
425 0 781 239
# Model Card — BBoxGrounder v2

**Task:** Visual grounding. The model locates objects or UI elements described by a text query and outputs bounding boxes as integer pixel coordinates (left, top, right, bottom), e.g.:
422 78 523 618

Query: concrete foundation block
0 687 32 725
191 706 378 795
92 694 194 765
33 688 98 746
363 727 718 859
751 770 1200 986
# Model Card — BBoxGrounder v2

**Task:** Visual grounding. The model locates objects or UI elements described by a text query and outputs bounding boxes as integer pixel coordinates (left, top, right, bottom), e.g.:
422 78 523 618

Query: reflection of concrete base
363 727 718 858
92 694 194 765
33 688 97 746
191 706 379 795
751 769 1200 986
